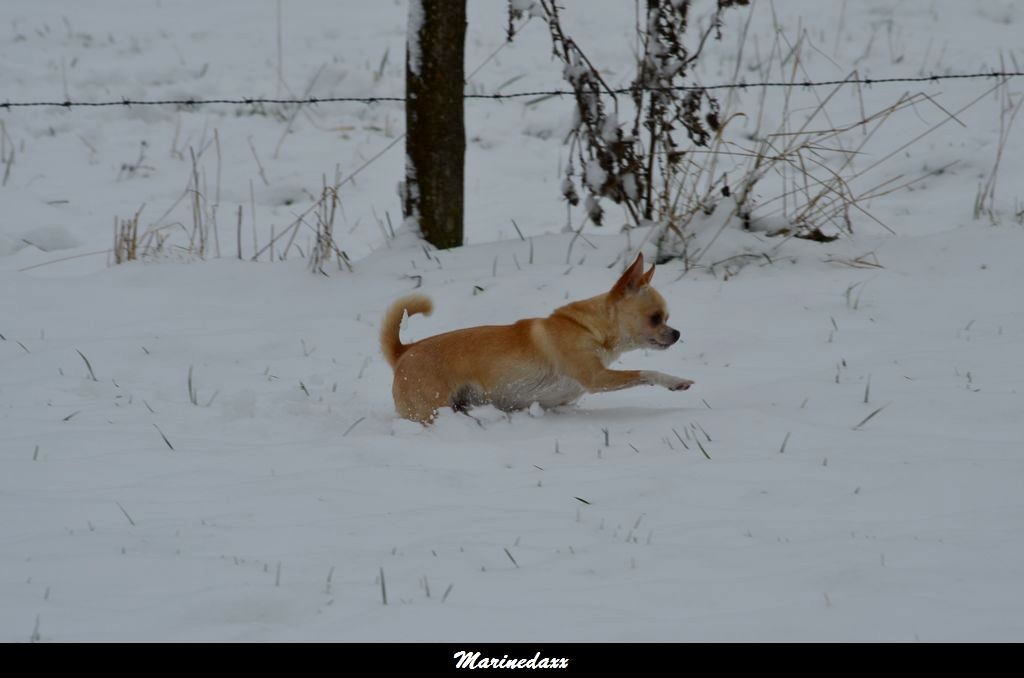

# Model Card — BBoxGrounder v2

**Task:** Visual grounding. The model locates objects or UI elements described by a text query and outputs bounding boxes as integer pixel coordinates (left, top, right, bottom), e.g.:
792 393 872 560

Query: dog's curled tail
380 294 433 369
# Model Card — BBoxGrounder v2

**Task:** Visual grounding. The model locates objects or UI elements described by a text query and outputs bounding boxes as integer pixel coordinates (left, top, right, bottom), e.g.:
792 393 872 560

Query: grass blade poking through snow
694 437 712 460
76 349 98 382
504 547 519 569
853 403 889 430
115 501 136 526
153 424 174 450
343 417 365 437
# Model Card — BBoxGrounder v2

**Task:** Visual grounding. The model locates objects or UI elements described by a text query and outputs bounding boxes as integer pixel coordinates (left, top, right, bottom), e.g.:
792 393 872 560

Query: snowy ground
2 1 1024 642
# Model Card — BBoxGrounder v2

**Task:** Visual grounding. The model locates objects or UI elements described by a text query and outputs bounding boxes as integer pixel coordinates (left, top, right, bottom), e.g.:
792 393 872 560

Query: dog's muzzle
650 327 681 349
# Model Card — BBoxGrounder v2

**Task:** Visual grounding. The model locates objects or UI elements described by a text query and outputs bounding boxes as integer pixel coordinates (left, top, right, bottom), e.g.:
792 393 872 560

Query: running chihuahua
381 253 693 423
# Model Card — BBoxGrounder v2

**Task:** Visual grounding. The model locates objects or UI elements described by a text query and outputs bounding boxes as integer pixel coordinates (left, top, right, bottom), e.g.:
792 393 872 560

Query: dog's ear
641 263 656 285
611 253 646 296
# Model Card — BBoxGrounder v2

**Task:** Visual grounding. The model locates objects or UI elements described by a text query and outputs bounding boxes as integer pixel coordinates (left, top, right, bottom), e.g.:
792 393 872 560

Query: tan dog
380 253 694 423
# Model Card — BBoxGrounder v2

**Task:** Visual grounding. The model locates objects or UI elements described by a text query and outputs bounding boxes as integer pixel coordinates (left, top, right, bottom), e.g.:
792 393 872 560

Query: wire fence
3 70 1023 110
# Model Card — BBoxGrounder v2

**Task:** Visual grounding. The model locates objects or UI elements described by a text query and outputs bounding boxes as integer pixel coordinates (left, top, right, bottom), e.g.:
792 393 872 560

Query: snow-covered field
2 1 1023 642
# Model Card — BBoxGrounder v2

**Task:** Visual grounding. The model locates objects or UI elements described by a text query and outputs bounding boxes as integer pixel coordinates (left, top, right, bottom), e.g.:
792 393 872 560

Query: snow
584 157 607 192
509 0 538 13
406 0 424 77
2 0 1024 642
600 112 619 143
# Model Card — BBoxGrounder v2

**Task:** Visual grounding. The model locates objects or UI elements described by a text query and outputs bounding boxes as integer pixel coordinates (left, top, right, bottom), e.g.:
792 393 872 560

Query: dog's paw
667 378 694 391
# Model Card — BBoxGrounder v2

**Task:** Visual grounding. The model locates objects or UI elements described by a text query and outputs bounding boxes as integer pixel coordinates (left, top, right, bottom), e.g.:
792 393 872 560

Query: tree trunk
403 0 466 250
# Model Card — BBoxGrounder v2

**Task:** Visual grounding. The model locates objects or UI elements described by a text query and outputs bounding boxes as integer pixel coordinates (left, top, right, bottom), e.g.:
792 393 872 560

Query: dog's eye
650 312 663 326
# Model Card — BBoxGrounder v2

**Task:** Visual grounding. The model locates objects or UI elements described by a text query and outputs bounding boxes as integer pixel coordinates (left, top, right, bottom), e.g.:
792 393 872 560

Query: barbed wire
2 70 1023 110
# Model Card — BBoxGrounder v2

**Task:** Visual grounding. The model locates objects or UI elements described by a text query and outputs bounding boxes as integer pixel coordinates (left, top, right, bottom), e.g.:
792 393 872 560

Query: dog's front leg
579 368 650 393
566 355 693 393
640 371 694 391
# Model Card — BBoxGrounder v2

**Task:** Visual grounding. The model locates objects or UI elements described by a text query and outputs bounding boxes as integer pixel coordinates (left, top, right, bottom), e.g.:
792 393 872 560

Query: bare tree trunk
403 0 466 250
